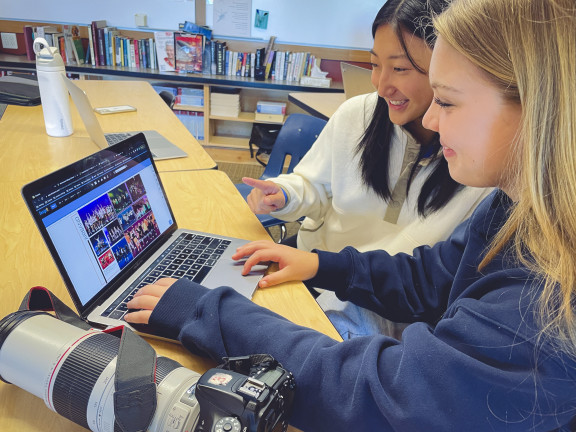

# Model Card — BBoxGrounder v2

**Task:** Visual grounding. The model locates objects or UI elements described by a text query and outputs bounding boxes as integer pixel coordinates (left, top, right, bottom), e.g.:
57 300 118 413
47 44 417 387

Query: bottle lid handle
33 38 53 58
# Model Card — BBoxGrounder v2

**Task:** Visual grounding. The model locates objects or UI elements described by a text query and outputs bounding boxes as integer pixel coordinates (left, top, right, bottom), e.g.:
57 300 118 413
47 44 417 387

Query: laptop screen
22 134 176 310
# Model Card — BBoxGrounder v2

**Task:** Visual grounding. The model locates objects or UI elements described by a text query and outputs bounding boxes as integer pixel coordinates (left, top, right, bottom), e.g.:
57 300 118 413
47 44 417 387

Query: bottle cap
33 37 65 71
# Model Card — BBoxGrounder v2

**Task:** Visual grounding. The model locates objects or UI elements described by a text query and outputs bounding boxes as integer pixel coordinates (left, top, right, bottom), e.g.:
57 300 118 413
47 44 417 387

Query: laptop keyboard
105 133 134 146
101 232 231 320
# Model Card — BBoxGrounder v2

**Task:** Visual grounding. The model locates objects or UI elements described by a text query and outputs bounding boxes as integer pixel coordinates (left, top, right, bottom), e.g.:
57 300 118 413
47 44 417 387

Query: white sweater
271 92 492 255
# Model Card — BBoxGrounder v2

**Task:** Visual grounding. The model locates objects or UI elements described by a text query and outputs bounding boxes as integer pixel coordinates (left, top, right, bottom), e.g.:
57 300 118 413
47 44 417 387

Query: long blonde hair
435 0 576 354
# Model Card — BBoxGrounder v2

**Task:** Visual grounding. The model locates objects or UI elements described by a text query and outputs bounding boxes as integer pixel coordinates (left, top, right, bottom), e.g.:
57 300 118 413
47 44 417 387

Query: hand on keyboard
124 277 177 324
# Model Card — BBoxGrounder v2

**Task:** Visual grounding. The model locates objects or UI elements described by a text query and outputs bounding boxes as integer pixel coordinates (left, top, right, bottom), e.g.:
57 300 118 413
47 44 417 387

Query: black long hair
357 0 461 217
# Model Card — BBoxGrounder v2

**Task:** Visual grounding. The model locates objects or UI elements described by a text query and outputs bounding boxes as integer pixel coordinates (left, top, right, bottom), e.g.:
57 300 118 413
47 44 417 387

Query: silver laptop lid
340 62 375 99
64 77 110 150
21 133 178 315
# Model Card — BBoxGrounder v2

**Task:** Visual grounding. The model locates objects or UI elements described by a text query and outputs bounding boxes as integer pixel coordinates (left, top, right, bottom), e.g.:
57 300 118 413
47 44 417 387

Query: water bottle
33 37 73 137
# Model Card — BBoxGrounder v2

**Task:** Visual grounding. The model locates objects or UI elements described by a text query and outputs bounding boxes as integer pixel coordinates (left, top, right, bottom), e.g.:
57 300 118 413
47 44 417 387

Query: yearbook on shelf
154 31 176 72
175 33 204 74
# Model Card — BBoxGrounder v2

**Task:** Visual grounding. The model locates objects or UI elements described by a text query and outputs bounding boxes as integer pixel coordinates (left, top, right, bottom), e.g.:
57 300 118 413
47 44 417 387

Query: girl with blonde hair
127 0 576 430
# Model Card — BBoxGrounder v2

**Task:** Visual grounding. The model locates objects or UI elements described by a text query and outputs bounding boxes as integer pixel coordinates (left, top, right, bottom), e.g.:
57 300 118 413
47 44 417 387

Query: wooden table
0 80 216 185
0 169 340 432
288 91 346 120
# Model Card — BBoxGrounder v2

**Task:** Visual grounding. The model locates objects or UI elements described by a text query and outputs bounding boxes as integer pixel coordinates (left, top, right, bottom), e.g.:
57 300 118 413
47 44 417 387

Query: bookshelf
0 19 369 149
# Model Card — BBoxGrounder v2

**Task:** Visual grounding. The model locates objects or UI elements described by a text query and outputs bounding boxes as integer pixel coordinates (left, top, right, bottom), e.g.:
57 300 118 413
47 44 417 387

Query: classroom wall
0 0 383 50
233 0 382 49
0 0 196 35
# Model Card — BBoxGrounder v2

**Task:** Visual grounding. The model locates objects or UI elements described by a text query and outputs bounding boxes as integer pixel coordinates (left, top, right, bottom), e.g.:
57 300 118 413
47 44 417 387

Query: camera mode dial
214 416 241 432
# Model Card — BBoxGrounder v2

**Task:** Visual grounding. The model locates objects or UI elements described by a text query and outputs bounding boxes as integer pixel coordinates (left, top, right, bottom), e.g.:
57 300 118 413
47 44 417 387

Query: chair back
261 113 327 180
158 90 176 109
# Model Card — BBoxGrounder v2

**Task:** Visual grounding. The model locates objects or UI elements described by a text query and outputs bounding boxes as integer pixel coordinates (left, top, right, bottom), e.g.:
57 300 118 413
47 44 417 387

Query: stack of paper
210 88 241 117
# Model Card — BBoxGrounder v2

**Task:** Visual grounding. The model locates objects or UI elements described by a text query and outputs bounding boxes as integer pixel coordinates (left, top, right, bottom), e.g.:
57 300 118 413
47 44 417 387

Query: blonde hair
435 0 576 355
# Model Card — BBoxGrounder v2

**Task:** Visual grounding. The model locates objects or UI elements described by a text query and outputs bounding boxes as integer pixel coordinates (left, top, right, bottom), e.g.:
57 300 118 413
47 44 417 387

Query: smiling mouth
389 99 408 106
442 145 456 157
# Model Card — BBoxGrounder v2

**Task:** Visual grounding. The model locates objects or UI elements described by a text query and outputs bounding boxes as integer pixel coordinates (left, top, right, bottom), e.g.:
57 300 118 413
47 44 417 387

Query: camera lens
0 312 201 432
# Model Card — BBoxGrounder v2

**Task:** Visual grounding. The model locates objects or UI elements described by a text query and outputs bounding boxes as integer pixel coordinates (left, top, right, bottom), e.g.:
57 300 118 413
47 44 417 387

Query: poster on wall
213 0 252 38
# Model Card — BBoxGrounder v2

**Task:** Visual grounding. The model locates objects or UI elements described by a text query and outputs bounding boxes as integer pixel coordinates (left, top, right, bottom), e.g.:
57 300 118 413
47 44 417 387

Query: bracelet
280 187 288 205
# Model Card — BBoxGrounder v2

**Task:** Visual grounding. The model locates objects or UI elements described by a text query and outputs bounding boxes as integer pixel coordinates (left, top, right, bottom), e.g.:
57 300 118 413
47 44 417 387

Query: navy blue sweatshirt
150 190 576 431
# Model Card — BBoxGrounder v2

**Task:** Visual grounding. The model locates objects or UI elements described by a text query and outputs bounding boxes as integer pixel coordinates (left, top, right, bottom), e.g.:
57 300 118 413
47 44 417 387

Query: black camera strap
18 287 158 432
104 326 157 432
219 354 279 375
19 285 92 330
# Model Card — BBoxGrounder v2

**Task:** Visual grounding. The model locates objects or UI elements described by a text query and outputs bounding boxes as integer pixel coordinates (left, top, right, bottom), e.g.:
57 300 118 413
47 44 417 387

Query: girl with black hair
242 0 491 339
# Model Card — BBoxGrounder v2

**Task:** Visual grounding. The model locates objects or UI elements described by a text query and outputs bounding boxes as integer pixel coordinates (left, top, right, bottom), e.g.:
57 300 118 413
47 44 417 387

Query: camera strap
104 326 157 432
219 354 279 375
19 287 158 432
19 285 93 330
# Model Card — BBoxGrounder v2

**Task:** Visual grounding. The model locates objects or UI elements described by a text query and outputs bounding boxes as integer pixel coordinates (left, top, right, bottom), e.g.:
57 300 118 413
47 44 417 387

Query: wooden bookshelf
0 19 366 149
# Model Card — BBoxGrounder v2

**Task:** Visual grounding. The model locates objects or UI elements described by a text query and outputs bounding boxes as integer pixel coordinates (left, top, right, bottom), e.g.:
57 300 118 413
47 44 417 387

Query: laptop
22 133 264 339
340 62 375 100
64 77 188 161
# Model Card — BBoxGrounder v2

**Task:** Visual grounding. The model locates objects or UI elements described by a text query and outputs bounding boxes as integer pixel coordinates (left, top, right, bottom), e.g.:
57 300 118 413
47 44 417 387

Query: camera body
195 358 295 432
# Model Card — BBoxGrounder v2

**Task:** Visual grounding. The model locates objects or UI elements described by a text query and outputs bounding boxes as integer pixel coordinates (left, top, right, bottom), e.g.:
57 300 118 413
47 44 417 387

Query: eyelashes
433 97 453 108
369 64 411 72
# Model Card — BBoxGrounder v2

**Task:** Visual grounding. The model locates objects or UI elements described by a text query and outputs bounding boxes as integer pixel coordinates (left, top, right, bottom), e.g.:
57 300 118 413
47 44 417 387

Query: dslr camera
0 306 295 432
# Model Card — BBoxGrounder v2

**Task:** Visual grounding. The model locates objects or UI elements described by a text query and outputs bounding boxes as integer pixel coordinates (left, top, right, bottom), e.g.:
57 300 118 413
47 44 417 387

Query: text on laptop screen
28 137 174 306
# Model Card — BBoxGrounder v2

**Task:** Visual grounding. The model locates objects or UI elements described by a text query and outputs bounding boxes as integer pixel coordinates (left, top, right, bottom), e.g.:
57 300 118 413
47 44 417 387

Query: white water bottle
33 37 73 137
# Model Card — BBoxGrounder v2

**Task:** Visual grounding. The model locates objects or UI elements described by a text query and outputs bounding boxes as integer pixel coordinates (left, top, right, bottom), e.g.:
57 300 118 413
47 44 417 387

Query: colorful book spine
23 25 35 61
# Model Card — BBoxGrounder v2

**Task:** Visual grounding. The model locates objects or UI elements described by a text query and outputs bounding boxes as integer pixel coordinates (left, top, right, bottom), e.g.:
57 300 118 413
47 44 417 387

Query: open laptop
340 62 375 100
64 77 188 161
22 133 264 339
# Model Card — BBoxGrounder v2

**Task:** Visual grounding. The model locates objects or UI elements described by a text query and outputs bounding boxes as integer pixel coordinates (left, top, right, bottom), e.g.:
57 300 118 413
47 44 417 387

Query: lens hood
0 310 52 383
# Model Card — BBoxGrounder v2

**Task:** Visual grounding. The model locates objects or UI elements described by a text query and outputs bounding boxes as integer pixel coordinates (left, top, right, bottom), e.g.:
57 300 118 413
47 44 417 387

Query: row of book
153 85 286 127
22 22 157 69
153 84 204 108
22 21 322 85
216 48 320 82
23 24 88 64
88 20 158 69
173 110 205 141
175 87 204 108
155 77 206 140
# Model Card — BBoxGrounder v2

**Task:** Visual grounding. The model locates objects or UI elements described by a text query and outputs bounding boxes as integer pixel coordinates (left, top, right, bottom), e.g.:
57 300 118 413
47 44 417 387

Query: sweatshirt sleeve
269 94 373 222
308 217 469 324
149 277 576 432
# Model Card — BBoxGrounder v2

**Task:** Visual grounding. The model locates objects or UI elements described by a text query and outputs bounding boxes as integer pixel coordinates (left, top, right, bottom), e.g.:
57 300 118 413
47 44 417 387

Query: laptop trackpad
202 258 266 299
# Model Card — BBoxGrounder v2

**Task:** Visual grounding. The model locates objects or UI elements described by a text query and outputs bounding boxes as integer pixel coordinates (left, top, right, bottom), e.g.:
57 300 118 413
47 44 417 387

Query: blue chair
158 90 176 108
236 113 327 241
